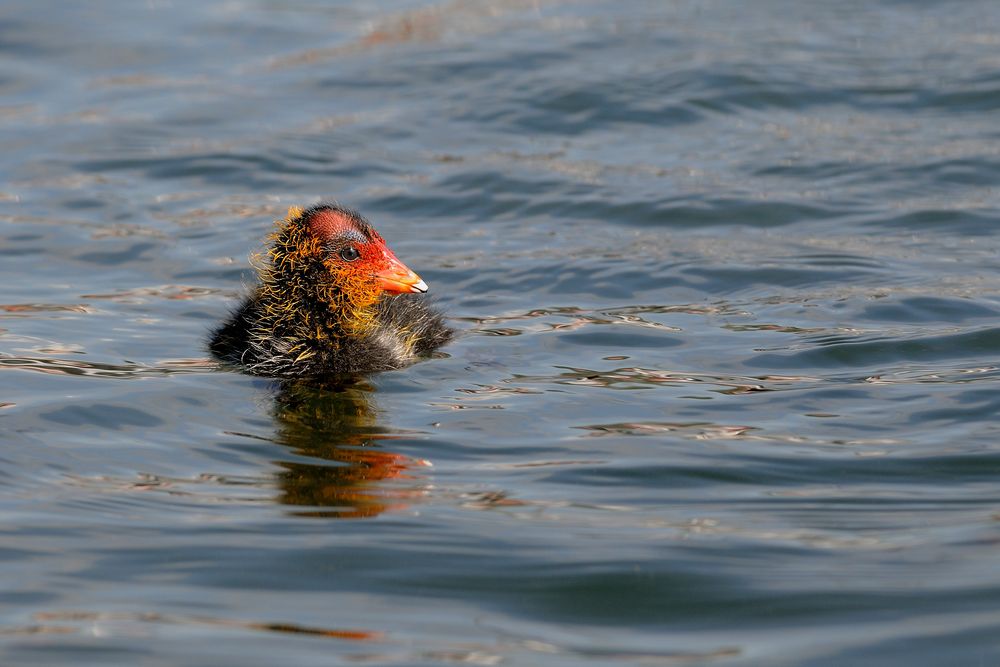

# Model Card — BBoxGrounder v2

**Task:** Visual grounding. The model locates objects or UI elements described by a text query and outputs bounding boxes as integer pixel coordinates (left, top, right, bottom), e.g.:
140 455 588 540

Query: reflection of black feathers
209 293 452 378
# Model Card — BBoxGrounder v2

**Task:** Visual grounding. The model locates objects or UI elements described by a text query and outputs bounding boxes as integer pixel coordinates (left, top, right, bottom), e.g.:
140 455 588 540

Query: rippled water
2 1 1000 664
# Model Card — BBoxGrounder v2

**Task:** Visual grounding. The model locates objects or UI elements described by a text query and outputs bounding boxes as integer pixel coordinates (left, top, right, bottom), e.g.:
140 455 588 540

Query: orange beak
375 251 428 294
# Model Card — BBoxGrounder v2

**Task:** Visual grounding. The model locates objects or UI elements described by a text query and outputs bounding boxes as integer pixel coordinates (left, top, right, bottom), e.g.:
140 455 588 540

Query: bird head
304 205 427 298
256 205 429 335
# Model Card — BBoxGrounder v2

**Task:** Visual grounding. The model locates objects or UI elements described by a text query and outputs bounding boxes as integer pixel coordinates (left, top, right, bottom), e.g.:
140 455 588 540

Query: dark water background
2 1 1000 664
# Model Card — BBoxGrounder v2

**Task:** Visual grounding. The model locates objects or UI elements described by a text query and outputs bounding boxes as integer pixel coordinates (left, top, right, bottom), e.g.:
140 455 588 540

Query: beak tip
411 279 428 293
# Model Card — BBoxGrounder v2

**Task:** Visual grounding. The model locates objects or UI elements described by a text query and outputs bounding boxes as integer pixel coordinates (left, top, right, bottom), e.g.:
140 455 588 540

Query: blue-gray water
2 1 1000 664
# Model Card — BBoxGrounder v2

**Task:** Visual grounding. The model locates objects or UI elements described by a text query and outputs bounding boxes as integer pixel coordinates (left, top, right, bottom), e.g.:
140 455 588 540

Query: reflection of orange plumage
279 448 428 519
272 381 430 519
210 204 452 377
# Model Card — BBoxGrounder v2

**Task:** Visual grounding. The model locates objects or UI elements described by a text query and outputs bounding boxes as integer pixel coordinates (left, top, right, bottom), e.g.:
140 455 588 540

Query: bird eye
339 246 360 261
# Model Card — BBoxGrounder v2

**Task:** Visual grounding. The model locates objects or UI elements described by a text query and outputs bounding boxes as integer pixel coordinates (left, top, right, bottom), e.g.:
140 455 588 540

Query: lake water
2 1 1000 664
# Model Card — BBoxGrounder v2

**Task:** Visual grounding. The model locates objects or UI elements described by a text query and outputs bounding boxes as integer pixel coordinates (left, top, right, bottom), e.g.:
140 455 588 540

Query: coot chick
210 204 452 377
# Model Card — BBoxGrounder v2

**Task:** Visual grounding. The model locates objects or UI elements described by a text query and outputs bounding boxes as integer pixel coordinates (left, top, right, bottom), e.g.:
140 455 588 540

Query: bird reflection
269 379 429 519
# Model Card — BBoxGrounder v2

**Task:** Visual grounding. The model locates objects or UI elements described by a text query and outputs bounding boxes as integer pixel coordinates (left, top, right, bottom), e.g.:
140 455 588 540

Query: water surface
2 1 1000 665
